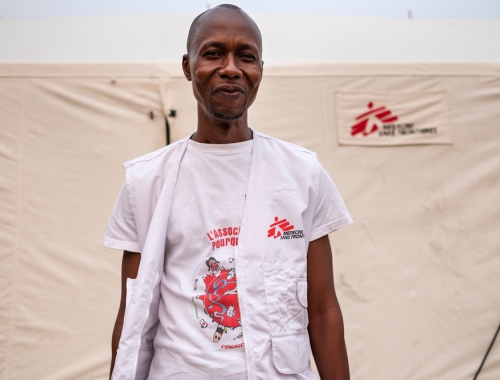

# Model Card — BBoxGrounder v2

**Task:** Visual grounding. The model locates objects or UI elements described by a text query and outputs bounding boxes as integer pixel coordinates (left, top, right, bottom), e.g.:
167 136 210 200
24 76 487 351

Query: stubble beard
208 96 245 120
209 107 244 120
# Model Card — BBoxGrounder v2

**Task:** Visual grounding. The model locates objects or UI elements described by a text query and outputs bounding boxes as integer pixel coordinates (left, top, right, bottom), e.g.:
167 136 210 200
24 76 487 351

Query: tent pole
472 322 500 380
165 109 176 146
165 117 171 146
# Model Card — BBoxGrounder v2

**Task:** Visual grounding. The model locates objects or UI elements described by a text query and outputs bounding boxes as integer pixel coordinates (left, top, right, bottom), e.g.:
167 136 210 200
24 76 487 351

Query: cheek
192 62 214 85
190 71 211 104
246 75 262 103
251 70 262 83
246 68 263 90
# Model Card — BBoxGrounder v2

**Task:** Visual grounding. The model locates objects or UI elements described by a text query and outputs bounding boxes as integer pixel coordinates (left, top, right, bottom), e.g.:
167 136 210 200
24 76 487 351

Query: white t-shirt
104 137 351 379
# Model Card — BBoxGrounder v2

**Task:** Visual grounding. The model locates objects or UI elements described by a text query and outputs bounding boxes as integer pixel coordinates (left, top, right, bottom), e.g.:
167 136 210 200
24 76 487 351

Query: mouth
213 85 245 97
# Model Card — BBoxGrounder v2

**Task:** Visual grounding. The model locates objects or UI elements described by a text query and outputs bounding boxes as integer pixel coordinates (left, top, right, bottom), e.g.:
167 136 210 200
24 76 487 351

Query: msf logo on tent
351 102 398 137
268 216 304 240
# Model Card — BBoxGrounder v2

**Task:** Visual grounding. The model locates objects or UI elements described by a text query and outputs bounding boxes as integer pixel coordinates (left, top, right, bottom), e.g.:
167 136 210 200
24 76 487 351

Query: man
104 4 352 379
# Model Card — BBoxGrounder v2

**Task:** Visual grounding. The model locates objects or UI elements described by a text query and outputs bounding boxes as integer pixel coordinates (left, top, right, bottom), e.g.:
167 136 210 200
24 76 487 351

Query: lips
213 84 245 97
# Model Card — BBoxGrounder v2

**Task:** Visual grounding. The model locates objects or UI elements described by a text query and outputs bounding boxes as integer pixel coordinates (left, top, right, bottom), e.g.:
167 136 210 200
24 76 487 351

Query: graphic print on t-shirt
206 226 241 251
194 254 243 349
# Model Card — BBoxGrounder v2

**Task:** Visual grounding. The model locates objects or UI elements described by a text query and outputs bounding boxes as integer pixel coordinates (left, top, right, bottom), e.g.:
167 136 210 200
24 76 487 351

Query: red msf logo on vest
351 102 398 137
268 216 304 240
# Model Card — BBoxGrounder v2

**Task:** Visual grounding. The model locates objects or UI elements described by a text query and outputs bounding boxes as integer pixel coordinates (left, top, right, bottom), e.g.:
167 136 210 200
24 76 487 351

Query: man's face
183 8 263 120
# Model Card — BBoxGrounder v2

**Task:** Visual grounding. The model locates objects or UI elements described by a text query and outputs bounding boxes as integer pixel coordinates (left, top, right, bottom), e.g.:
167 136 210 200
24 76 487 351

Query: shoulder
255 131 321 189
255 131 317 161
121 137 189 219
123 137 188 172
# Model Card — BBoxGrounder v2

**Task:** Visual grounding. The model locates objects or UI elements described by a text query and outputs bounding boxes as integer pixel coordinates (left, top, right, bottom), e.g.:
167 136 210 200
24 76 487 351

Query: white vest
113 132 321 380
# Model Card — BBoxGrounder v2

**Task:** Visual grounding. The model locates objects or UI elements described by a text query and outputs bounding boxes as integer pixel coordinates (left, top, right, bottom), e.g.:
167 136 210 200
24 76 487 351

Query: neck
192 104 252 144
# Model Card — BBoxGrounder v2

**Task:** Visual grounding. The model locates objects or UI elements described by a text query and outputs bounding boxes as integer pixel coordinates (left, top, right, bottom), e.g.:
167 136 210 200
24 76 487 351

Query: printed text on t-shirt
206 227 241 251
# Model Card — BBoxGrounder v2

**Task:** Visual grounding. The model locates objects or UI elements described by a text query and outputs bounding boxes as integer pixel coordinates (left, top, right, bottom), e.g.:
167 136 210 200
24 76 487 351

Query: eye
204 50 221 58
240 53 256 61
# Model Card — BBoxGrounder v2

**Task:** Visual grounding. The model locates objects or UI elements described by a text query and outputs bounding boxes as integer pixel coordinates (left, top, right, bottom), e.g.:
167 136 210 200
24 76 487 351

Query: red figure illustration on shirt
197 257 241 343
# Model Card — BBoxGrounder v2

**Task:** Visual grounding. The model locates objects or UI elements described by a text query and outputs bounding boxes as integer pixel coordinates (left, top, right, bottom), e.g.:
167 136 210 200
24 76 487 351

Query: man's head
182 5 263 121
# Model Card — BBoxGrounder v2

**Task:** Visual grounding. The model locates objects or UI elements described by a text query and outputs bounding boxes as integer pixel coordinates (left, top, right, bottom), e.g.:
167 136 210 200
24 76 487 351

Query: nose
218 53 241 79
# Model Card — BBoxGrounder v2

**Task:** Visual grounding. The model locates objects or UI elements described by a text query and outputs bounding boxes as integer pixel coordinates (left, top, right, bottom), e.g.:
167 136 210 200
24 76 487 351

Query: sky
1 0 500 19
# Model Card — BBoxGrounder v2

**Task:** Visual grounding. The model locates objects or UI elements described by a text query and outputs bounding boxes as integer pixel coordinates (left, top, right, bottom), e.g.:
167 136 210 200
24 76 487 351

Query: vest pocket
297 278 308 308
271 331 310 374
263 263 308 333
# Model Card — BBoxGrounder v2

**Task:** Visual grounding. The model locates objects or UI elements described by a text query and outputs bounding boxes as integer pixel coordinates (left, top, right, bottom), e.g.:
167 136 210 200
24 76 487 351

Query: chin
210 109 244 120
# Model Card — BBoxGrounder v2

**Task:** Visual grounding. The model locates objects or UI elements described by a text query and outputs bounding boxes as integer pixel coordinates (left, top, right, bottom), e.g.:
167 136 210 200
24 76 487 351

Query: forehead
192 8 261 52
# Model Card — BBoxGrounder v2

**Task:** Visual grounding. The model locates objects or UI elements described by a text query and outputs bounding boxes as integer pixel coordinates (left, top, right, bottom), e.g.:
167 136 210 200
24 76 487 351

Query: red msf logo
268 217 294 239
351 102 398 137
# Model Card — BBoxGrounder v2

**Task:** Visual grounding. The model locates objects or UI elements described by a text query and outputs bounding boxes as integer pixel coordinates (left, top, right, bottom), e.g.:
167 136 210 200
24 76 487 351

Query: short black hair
186 4 260 53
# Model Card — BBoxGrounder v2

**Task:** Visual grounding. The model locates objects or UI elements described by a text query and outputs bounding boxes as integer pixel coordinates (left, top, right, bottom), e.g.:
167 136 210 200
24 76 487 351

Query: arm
110 250 141 379
307 235 350 380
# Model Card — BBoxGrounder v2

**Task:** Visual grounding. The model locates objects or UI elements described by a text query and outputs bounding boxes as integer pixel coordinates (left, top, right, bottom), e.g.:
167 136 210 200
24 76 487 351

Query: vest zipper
234 246 250 379
132 268 161 380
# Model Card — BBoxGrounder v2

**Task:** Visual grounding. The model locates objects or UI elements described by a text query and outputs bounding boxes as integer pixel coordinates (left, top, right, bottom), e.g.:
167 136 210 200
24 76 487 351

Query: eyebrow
200 40 259 52
200 41 225 50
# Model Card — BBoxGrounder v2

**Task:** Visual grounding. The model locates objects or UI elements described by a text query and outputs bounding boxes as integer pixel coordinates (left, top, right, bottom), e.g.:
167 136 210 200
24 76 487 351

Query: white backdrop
1 13 499 380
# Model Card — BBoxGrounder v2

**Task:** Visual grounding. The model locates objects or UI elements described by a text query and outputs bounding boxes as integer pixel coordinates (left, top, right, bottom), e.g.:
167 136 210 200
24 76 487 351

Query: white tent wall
1 13 500 380
0 77 166 379
320 73 500 380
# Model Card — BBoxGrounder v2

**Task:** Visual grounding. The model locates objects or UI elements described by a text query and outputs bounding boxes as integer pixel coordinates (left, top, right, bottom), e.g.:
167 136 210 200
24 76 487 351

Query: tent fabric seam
1 63 500 78
319 77 331 172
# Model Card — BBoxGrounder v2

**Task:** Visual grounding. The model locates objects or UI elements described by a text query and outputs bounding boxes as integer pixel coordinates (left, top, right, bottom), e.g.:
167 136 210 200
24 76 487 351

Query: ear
182 54 191 81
